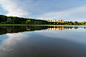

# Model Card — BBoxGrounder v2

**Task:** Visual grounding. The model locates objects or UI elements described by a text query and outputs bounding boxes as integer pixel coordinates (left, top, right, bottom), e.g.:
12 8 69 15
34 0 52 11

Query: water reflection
0 33 86 57
0 26 86 35
0 26 86 57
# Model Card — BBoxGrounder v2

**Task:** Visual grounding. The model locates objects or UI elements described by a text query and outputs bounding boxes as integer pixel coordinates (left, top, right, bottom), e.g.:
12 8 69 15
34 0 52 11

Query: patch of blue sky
0 34 8 43
0 0 86 21
0 7 7 15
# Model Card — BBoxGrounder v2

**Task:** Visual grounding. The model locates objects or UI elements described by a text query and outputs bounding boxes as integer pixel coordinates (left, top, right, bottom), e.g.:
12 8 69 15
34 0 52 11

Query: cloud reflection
0 33 29 52
37 29 86 44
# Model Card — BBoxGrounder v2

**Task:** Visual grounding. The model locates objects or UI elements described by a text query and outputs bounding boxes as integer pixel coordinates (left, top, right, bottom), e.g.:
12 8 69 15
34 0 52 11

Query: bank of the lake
1 24 86 26
0 24 46 26
0 24 29 26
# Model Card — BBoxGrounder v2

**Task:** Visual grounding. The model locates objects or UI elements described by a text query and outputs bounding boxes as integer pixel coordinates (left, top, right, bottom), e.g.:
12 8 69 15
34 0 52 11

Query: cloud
0 0 86 21
38 5 86 21
0 33 30 52
37 29 86 44
60 13 66 15
0 0 29 16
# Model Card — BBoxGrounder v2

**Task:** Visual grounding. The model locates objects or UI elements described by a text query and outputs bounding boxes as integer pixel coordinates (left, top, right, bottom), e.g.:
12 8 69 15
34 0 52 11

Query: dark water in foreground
0 25 86 57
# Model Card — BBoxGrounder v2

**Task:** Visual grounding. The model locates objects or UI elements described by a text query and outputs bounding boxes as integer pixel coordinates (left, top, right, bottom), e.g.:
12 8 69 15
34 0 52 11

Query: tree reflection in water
0 26 86 35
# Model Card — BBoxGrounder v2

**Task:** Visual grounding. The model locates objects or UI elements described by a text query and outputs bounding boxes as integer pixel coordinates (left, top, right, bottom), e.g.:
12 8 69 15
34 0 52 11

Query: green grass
0 24 46 26
1 24 85 26
0 24 29 26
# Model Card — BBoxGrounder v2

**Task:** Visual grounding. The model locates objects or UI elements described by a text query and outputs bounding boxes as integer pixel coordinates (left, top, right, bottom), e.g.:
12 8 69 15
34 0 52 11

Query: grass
1 24 85 26
0 24 29 26
0 24 46 26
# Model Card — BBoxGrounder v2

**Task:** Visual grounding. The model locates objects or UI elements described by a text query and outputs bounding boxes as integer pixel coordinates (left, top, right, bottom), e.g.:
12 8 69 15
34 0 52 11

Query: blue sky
0 0 86 21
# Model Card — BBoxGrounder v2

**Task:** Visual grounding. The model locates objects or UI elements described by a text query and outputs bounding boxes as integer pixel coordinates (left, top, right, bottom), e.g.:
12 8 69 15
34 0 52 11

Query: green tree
74 21 78 25
7 18 12 24
26 20 31 24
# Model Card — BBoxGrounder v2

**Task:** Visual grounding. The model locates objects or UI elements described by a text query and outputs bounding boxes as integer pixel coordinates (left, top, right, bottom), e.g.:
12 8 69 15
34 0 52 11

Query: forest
0 15 48 25
0 14 86 25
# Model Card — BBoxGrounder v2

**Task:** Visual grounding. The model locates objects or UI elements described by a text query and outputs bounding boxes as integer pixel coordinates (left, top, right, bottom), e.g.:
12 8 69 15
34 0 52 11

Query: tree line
48 21 86 25
0 15 48 24
0 14 86 25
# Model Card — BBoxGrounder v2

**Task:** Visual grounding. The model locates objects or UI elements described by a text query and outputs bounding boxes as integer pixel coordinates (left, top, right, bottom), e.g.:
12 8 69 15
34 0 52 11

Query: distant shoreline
0 24 28 26
0 24 86 26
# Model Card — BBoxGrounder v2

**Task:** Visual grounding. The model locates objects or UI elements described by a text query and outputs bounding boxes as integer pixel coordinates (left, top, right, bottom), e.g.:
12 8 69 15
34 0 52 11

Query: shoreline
0 24 86 26
0 24 28 26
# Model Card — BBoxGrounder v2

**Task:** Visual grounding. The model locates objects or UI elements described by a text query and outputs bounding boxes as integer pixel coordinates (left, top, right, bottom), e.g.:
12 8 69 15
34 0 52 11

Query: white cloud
0 0 29 16
0 0 86 21
37 29 86 44
0 33 30 52
60 13 66 15
38 5 86 21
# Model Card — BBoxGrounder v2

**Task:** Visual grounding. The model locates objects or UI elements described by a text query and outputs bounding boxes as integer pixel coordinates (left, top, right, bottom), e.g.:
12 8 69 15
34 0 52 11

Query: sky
0 0 86 21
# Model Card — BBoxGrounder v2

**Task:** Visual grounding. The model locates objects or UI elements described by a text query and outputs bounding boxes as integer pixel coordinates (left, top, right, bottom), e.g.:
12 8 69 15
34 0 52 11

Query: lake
0 25 86 57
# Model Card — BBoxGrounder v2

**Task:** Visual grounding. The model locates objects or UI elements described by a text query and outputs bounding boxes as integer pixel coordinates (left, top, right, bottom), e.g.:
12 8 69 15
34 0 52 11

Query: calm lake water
0 25 86 57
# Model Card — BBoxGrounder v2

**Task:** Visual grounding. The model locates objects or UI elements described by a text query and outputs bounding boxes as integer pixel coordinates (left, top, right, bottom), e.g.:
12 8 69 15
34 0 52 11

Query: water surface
0 25 86 57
